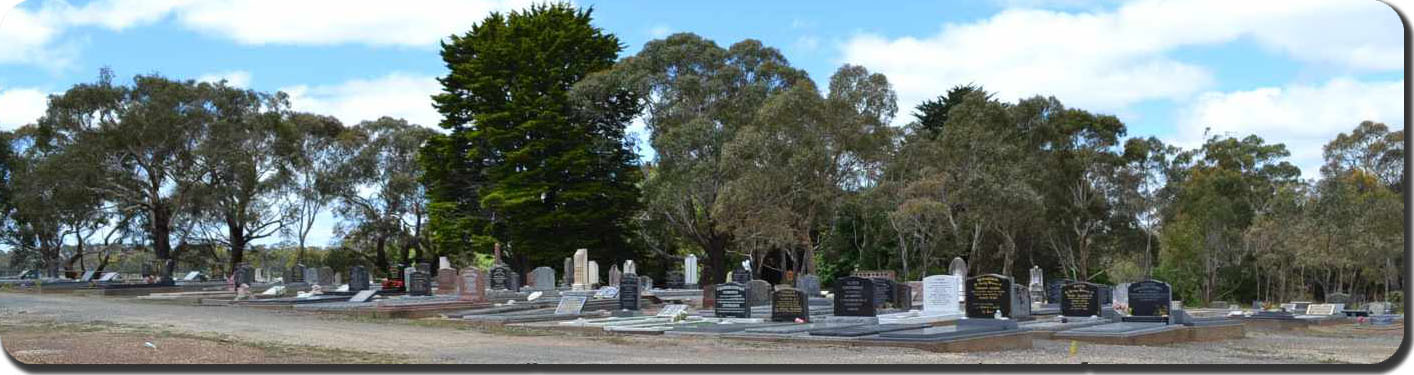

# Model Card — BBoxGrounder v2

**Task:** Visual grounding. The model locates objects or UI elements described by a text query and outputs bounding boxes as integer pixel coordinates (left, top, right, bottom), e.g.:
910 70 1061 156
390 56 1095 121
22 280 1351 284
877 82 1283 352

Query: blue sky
0 0 1405 248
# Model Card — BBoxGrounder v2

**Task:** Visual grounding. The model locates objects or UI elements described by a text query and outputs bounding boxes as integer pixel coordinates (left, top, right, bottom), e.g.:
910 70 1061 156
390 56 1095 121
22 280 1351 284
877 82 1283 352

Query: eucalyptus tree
336 117 436 273
284 113 357 265
575 33 809 283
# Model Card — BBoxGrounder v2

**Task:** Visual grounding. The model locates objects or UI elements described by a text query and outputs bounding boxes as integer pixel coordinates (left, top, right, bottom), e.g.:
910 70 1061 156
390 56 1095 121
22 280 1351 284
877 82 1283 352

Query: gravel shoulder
0 292 1404 365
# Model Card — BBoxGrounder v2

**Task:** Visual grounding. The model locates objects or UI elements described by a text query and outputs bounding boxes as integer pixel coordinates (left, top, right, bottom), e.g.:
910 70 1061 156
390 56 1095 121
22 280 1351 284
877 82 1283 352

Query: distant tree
284 113 358 265
336 118 435 274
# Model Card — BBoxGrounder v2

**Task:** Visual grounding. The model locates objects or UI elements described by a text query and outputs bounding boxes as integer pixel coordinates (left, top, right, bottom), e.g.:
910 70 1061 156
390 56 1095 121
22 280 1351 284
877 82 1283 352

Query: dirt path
0 292 1403 364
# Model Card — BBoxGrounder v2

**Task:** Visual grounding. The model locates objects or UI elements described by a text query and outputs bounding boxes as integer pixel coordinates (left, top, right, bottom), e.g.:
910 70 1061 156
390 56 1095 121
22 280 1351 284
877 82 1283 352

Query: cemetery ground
0 292 1402 365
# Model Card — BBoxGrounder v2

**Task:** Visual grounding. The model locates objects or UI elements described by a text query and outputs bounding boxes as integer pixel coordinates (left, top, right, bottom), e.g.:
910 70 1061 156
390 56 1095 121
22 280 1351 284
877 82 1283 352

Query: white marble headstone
923 275 962 314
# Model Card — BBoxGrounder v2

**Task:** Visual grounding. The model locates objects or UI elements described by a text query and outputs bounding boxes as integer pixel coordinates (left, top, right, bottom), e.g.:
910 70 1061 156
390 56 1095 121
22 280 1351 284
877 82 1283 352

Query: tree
423 3 641 271
192 82 297 274
576 33 809 283
336 118 435 275
285 113 357 265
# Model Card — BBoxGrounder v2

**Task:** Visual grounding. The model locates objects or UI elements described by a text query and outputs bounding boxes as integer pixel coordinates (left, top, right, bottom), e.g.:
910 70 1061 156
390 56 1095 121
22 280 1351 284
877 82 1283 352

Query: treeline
1 4 1402 305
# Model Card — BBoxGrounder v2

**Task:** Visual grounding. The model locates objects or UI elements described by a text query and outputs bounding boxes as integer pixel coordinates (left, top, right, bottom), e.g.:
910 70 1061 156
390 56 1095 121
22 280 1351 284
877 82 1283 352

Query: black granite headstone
666 271 685 289
1060 282 1101 317
834 276 877 317
965 274 1013 319
771 288 809 322
893 283 913 309
714 282 749 318
289 264 307 283
732 264 751 284
349 266 370 292
1128 280 1172 317
871 278 895 308
407 268 431 296
619 273 640 311
1046 279 1074 305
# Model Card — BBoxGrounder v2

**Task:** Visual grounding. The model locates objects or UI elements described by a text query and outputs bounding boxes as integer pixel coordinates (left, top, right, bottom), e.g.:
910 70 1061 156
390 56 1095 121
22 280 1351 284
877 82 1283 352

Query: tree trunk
374 235 389 276
227 217 247 276
151 204 174 280
704 235 728 285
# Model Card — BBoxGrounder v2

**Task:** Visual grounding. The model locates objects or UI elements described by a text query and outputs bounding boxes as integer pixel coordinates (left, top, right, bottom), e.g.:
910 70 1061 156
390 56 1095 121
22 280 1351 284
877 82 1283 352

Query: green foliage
422 3 641 272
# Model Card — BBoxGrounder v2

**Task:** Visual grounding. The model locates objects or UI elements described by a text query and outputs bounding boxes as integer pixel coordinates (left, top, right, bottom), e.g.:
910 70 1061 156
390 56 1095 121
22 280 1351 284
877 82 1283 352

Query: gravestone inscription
349 266 370 292
871 278 895 308
556 295 588 315
834 276 877 317
771 288 810 322
619 273 641 311
965 274 1013 319
922 275 962 315
458 267 486 302
406 266 431 296
1061 282 1102 317
714 282 749 318
1128 280 1173 317
489 266 511 291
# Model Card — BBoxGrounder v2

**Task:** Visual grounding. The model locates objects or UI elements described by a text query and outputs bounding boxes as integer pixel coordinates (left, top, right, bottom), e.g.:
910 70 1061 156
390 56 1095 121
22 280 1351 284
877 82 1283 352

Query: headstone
852 270 897 281
405 266 431 296
922 275 962 315
254 268 265 282
1029 266 1045 304
870 278 895 308
1127 280 1173 317
639 275 653 291
438 256 452 270
1012 283 1032 319
182 271 199 282
684 254 699 287
458 267 486 302
666 271 685 289
289 264 307 283
304 267 321 286
948 257 967 278
893 283 913 308
317 266 334 286
731 263 750 284
619 273 640 311
530 267 556 291
489 265 511 290
587 261 600 287
1061 282 1102 317
702 284 717 308
623 260 636 275
555 296 587 315
436 267 459 295
98 272 119 282
1046 279 1074 305
507 270 521 291
1113 282 1130 308
349 290 377 303
714 282 750 318
562 257 574 288
834 276 877 317
1097 285 1112 307
80 270 98 282
348 266 370 292
239 264 256 286
796 274 821 297
965 274 1013 319
608 265 622 289
771 288 810 322
1327 293 1350 304
573 249 589 291
747 280 772 307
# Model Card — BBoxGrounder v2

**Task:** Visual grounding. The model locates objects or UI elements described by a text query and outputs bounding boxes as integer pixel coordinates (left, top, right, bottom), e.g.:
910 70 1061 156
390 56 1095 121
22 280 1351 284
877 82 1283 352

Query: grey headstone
530 267 556 291
796 274 821 297
746 280 772 307
348 266 370 292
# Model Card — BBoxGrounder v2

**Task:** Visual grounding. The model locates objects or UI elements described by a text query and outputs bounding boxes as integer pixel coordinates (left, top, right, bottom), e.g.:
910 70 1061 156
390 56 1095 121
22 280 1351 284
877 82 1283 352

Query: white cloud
0 0 536 68
0 86 48 130
280 73 442 129
1173 78 1405 179
649 24 672 38
196 70 251 88
840 0 1401 120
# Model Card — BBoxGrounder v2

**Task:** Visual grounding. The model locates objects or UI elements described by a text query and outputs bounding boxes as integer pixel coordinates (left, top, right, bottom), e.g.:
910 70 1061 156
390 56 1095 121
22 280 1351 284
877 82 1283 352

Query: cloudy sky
0 0 1404 247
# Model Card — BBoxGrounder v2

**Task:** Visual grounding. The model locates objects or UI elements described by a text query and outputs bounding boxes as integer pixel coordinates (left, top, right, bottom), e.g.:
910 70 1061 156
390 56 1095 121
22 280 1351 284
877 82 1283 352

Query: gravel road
0 292 1403 364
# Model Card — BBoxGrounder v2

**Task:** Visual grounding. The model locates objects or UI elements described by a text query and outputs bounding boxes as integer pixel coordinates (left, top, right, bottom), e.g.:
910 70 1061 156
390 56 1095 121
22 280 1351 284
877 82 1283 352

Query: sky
0 0 1405 249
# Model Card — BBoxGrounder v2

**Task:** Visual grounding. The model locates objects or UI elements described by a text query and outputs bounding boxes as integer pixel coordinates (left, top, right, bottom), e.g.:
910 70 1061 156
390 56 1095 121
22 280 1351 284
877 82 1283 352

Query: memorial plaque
747 280 772 307
489 266 511 290
714 282 750 318
1306 304 1337 315
183 271 200 281
619 273 641 311
771 288 810 322
594 286 619 299
871 278 895 308
80 271 98 282
834 276 877 317
98 272 119 282
965 274 1013 318
556 295 588 315
1128 280 1172 317
1061 282 1102 317
922 275 962 314
349 290 377 303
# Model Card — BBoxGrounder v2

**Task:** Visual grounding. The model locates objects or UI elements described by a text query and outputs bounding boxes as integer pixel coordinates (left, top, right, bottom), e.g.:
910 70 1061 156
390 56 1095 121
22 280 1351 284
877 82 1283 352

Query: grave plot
292 294 488 319
877 275 964 326
1053 280 1245 345
1020 281 1115 338
1242 303 1353 331
459 296 616 326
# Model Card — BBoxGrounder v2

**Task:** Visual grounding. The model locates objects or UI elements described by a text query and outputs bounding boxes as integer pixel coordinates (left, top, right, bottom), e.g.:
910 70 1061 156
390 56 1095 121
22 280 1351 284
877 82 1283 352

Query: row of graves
5 261 230 297
1236 293 1401 331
